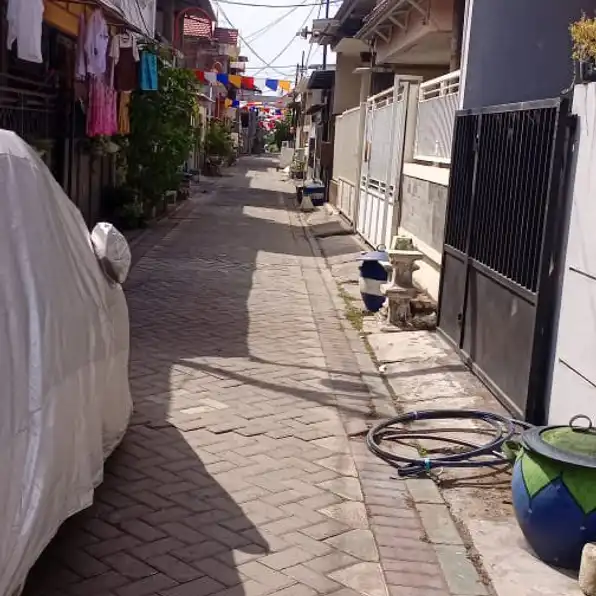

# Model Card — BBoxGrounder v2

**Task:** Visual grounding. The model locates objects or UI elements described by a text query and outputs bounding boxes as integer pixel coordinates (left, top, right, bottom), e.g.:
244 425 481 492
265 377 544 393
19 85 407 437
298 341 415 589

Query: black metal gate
437 97 575 423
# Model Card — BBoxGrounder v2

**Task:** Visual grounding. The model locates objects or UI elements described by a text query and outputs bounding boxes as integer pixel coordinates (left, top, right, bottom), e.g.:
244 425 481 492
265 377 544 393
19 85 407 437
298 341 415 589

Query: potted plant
570 13 596 83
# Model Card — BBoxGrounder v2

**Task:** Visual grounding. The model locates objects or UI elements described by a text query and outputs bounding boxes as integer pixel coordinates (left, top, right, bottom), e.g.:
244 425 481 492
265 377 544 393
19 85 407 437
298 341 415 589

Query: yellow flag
229 75 242 88
279 80 291 92
225 98 232 108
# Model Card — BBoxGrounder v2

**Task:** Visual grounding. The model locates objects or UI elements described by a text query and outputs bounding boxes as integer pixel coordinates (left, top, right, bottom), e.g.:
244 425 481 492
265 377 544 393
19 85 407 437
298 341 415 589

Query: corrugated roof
183 15 212 38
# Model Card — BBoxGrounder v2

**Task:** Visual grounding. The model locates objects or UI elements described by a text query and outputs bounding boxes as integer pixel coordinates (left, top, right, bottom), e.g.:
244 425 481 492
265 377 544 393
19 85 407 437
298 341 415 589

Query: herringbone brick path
23 157 451 596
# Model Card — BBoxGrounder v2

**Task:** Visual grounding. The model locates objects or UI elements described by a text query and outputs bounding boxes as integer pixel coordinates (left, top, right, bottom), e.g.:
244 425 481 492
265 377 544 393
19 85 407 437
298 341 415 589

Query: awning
305 103 325 115
307 70 335 90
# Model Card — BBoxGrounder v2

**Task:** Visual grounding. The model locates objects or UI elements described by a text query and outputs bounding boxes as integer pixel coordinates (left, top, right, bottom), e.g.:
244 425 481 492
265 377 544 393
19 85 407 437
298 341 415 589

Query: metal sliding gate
358 83 408 248
437 97 575 422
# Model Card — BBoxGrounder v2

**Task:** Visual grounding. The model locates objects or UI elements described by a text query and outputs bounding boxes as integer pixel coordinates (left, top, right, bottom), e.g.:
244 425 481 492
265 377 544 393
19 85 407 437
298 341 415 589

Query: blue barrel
359 249 389 312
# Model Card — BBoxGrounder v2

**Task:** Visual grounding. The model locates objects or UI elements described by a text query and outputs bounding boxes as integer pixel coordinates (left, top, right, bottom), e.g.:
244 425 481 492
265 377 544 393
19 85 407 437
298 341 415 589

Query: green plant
273 113 292 149
203 121 233 158
125 59 198 206
101 185 146 229
571 13 596 61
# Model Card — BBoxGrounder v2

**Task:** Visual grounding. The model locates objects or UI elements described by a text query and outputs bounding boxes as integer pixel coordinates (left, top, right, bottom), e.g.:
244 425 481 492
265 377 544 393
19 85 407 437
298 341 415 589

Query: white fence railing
414 70 460 163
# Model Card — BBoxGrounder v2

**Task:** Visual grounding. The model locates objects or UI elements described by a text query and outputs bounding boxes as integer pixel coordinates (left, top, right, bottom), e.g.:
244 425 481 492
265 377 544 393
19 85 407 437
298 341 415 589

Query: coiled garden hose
366 409 529 477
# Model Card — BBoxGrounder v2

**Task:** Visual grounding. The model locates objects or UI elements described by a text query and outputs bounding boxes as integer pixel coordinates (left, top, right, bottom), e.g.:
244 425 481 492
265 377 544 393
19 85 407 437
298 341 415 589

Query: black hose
366 409 522 477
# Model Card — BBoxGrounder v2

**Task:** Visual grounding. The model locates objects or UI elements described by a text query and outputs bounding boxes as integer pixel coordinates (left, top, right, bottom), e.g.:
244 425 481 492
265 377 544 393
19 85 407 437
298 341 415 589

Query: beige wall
376 0 454 65
332 54 363 115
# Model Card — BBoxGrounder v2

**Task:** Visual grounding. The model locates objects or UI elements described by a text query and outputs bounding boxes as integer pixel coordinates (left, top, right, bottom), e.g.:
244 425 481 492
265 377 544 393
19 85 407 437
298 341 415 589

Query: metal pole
322 0 330 68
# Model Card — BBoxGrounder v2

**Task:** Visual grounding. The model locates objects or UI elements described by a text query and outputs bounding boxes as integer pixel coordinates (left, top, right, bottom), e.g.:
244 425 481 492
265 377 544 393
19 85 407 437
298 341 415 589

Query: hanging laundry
87 76 118 137
110 33 140 92
118 92 132 135
85 9 109 77
6 0 44 63
75 13 87 80
140 52 158 91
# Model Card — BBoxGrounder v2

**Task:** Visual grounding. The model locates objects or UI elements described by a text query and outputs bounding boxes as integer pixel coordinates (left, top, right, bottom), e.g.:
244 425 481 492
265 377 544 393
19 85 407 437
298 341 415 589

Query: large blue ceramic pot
512 418 596 570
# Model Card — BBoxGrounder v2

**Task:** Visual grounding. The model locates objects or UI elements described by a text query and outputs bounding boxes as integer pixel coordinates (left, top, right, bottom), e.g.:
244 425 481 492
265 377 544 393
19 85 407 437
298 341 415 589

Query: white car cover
0 131 132 596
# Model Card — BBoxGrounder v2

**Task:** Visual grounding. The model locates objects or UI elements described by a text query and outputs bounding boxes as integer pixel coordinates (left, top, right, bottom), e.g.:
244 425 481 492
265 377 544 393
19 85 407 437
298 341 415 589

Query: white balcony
414 70 460 164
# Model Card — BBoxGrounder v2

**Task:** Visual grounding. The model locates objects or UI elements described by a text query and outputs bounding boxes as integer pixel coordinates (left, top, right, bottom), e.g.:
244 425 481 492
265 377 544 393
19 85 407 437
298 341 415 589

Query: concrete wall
398 164 450 300
548 84 596 424
333 54 362 115
376 0 454 65
460 0 591 109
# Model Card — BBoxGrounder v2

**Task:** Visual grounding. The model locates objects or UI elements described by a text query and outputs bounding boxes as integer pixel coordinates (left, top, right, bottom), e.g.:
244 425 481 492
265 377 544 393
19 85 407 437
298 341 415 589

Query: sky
212 0 337 92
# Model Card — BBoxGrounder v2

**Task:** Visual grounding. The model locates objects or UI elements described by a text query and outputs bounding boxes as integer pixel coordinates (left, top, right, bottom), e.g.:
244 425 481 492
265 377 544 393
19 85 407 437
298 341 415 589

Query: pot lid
522 415 596 468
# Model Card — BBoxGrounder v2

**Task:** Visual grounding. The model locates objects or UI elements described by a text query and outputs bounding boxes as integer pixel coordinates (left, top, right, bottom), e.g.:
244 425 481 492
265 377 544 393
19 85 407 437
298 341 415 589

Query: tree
273 113 292 149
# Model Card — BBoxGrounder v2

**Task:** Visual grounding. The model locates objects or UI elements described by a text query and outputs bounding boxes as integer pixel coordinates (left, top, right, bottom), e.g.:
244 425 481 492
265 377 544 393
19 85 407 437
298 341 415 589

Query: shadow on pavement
22 155 359 596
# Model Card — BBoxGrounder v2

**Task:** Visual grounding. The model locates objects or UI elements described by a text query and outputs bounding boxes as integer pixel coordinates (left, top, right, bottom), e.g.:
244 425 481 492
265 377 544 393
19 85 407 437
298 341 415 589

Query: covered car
0 130 132 595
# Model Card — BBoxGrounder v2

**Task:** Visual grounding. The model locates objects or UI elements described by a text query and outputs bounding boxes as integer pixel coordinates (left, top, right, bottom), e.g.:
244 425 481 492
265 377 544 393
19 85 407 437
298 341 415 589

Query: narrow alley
23 157 454 596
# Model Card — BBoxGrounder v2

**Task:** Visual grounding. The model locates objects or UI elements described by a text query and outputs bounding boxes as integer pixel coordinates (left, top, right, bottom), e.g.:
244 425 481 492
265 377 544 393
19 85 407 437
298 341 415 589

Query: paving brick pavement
22 157 464 596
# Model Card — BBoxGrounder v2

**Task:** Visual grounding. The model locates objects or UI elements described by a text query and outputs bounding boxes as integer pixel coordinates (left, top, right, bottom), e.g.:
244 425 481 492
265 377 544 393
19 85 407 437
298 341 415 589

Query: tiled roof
183 16 212 38
213 27 238 45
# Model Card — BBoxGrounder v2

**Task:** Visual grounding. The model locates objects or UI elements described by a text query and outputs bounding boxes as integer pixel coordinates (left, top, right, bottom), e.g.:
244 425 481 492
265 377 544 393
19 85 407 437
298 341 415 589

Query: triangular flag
204 72 217 84
194 70 206 83
232 100 240 107
279 80 291 92
265 79 278 92
216 73 229 85
242 77 255 90
228 74 241 88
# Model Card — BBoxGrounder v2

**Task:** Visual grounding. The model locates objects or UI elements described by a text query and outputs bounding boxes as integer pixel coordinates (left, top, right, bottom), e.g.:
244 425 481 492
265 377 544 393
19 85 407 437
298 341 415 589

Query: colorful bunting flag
228 74 242 88
265 79 278 92
204 72 217 84
191 70 292 92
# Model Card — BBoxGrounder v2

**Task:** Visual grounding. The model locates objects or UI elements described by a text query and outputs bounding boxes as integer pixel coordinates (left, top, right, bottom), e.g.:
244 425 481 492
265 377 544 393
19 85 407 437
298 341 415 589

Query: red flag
194 70 206 83
242 76 255 90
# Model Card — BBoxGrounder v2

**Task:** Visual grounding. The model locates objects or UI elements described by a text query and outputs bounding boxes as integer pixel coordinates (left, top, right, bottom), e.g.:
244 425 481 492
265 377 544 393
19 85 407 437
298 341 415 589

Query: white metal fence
414 70 460 163
358 84 408 249
332 106 361 220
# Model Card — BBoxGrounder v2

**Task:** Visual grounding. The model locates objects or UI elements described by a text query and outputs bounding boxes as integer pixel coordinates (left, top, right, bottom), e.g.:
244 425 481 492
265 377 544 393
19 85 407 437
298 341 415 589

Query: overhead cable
216 2 304 78
250 4 317 78
244 0 310 42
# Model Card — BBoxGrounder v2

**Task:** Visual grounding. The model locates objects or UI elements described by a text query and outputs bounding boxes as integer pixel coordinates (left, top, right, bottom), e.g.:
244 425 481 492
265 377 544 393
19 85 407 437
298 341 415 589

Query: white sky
213 0 336 93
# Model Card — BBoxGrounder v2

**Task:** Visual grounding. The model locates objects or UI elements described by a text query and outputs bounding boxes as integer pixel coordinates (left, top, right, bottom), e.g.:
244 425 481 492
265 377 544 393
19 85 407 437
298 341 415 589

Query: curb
294 201 493 596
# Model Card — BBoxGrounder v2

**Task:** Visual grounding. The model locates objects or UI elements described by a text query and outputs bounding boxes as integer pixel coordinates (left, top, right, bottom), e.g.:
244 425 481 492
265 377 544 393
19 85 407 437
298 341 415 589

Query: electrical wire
215 1 309 78
244 0 310 43
250 4 316 78
366 409 528 477
302 0 322 72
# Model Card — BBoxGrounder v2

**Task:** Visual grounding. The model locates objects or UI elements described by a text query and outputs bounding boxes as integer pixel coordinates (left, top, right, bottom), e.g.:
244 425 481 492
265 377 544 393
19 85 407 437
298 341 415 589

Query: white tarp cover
0 131 132 596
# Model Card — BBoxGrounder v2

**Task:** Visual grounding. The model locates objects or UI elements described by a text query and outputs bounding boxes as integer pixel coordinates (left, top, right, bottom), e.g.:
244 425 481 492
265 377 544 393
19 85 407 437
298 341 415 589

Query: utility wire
250 4 316 78
303 1 322 71
244 0 309 43
216 1 307 78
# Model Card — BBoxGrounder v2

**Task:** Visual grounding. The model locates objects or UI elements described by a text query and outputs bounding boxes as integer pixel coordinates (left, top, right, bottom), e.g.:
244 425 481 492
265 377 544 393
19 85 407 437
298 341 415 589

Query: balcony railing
414 70 460 164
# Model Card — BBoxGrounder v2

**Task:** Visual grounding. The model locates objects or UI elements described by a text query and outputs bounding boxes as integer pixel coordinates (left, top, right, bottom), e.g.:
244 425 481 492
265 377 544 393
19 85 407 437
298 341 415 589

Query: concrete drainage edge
294 202 496 596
